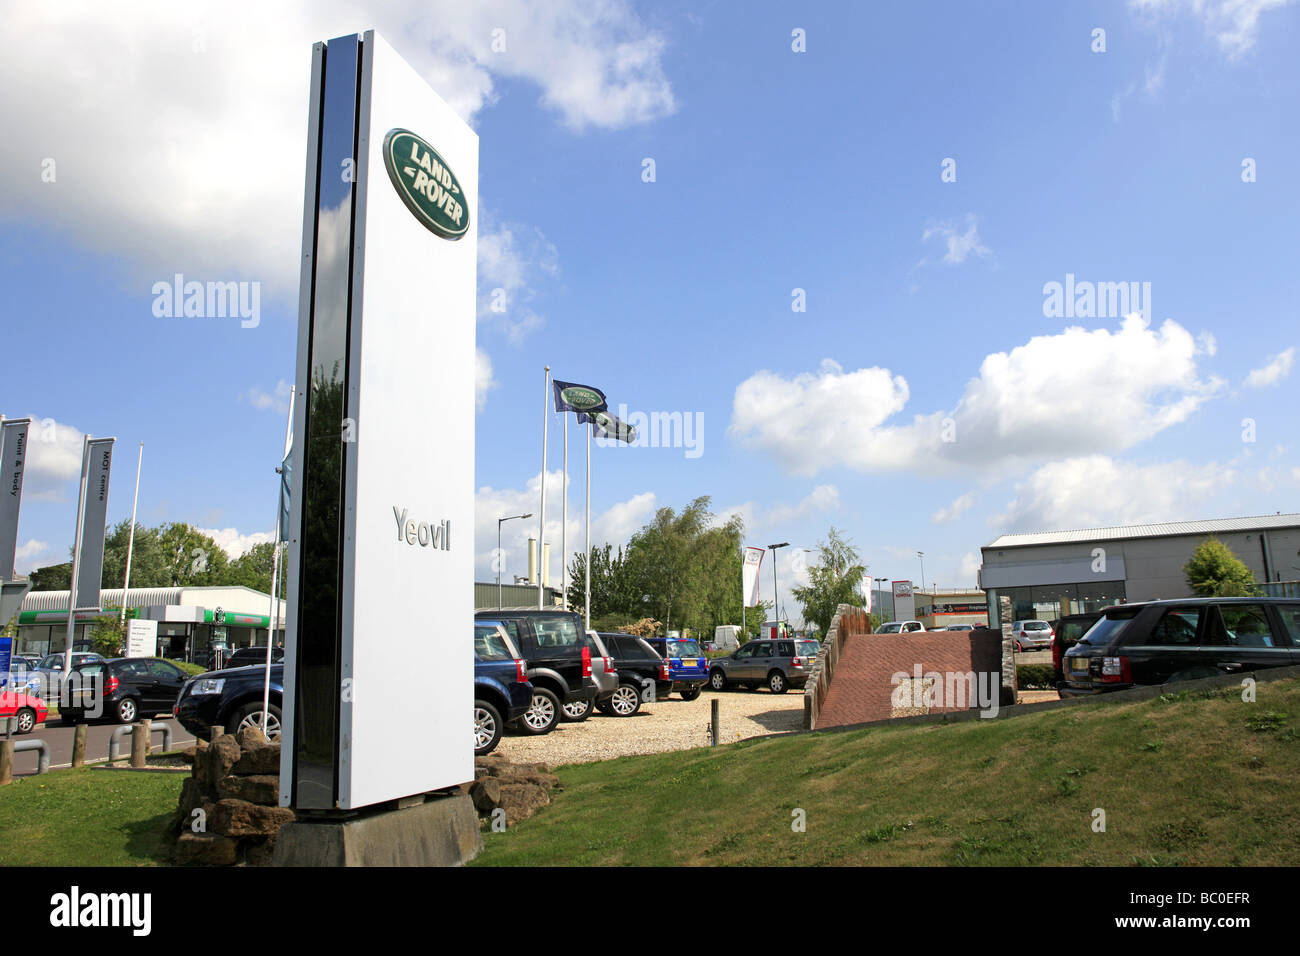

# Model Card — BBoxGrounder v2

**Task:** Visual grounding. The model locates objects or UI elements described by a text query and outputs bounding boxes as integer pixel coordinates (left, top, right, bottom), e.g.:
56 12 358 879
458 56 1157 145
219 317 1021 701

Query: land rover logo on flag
560 387 603 411
382 128 470 240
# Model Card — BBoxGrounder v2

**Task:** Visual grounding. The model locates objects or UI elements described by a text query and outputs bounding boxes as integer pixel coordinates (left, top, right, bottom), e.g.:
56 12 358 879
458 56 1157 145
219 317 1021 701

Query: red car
0 690 48 734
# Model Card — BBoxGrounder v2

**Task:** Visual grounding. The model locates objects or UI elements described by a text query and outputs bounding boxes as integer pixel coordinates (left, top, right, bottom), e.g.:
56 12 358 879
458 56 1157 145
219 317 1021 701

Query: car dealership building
978 513 1300 626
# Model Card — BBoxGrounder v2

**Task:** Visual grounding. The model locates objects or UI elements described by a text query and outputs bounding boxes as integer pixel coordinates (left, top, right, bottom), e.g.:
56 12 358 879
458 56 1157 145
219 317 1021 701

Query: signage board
73 438 114 611
0 636 11 689
125 618 157 658
0 419 30 580
281 31 477 811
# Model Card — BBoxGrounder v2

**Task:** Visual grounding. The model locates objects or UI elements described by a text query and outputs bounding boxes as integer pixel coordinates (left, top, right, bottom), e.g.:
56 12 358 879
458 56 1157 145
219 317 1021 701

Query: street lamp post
768 542 789 626
917 551 926 594
498 513 533 609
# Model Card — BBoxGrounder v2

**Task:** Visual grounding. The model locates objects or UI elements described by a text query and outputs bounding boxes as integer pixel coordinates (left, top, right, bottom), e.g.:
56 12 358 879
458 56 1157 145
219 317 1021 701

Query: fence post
72 724 88 768
131 719 151 768
0 739 12 785
710 698 720 746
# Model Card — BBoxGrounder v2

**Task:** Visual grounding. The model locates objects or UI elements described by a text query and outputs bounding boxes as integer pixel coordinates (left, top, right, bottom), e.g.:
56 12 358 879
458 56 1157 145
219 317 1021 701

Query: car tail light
604 656 614 675
582 646 592 678
659 660 670 680
1051 641 1062 671
515 659 527 683
105 675 119 695
1100 656 1131 683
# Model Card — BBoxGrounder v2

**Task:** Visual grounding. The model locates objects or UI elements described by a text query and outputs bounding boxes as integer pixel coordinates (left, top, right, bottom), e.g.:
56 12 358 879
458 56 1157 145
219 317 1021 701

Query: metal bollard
711 698 720 747
15 738 50 774
108 721 174 763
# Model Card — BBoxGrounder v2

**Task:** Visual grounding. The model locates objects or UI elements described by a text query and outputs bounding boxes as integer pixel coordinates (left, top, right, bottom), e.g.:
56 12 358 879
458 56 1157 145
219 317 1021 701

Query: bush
175 661 207 676
1017 663 1056 690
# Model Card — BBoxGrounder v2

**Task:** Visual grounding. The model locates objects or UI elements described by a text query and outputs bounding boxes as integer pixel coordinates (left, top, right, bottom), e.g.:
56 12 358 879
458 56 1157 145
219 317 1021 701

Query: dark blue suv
175 663 285 740
642 635 708 700
475 621 535 755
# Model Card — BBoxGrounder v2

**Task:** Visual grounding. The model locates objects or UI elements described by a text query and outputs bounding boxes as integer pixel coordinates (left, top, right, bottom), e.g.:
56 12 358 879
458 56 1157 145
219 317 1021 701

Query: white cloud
475 348 496 412
476 220 559 342
197 526 275 558
474 470 655 589
14 539 50 575
731 315 1224 477
13 417 85 502
243 379 292 415
921 214 992 265
1244 346 1295 388
0 1 673 293
1131 0 1296 57
767 485 840 525
931 491 975 524
993 455 1237 530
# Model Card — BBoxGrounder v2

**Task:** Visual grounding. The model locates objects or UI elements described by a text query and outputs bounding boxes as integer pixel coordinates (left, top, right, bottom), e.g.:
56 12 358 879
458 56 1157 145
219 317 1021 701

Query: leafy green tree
228 541 278 594
30 562 71 590
1184 537 1256 597
791 526 867 637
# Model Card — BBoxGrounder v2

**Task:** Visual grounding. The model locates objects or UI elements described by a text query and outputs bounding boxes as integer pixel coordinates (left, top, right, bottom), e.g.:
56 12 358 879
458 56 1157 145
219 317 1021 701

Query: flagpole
561 414 568 610
262 385 294 736
119 442 144 626
585 420 591 631
538 366 550 609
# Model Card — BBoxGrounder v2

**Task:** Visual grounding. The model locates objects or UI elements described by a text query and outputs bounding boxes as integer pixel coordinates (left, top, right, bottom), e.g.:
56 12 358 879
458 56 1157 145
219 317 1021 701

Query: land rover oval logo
560 386 603 411
382 129 470 240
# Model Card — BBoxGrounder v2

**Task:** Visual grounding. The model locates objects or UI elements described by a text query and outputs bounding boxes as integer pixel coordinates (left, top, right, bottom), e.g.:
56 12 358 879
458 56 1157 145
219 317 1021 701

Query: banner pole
585 421 591 631
63 437 91 675
561 414 568 610
119 443 144 626
538 367 550 608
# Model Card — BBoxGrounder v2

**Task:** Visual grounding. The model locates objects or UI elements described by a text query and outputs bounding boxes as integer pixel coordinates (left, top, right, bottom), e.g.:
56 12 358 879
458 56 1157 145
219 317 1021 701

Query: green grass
0 766 184 866
473 677 1300 866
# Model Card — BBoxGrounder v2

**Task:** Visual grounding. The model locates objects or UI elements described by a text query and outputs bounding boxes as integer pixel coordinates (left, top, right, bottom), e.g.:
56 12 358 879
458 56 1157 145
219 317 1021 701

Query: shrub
1016 663 1055 689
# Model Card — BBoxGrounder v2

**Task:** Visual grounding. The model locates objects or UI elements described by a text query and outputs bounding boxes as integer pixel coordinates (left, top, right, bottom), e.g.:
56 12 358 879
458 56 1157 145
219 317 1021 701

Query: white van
712 624 742 650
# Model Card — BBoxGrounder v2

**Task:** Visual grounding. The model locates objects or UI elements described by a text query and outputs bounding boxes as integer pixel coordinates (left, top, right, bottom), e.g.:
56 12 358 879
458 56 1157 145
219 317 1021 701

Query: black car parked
598 632 673 716
61 657 190 724
174 663 285 740
1059 598 1300 697
1050 611 1104 686
474 609 599 735
221 646 285 669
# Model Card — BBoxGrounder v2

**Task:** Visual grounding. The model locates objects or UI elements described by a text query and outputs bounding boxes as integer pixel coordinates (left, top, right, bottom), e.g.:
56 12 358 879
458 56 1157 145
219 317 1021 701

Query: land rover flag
552 380 607 416
586 409 636 444
73 437 114 611
0 419 30 580
742 546 764 606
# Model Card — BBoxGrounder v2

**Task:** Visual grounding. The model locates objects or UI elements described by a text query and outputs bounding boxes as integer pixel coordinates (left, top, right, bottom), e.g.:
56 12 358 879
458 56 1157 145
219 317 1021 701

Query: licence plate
681 658 698 667
1070 658 1089 673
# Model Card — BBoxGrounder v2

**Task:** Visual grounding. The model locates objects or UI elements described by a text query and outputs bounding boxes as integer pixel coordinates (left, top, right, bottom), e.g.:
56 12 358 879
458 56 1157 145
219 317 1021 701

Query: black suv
61 657 190 725
1050 611 1103 686
1059 598 1300 696
474 609 599 734
599 632 673 716
174 663 284 740
221 646 285 669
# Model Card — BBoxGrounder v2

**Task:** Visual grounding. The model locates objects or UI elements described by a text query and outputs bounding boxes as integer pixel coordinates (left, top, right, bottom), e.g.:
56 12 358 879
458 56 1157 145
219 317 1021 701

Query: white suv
877 621 925 634
1011 620 1053 651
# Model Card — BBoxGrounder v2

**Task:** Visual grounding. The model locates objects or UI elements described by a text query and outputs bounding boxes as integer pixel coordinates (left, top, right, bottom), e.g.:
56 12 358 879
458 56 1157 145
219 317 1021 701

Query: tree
791 526 867 637
1184 537 1255 597
30 562 71 590
227 541 278 594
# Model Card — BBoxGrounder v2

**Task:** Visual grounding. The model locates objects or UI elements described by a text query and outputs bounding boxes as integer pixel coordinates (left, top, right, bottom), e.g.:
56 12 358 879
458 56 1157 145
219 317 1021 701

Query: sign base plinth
271 793 481 866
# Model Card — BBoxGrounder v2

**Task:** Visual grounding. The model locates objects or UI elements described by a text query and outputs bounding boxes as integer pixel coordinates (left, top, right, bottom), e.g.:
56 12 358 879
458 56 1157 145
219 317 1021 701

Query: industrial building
978 513 1300 626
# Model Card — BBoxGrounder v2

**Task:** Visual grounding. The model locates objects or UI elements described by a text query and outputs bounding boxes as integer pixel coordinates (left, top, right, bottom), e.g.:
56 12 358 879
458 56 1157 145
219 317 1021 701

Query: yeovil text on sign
392 506 451 550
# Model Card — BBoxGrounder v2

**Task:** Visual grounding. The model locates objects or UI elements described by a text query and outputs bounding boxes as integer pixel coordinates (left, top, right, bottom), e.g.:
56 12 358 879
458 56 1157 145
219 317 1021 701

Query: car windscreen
74 662 106 677
474 625 517 661
667 640 702 657
1023 621 1050 630
796 640 819 656
878 624 901 633
533 617 582 649
1078 610 1138 645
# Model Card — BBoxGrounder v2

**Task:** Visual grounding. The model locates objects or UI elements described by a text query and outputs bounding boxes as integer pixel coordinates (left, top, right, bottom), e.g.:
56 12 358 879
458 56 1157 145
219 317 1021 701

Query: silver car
562 630 618 721
707 638 811 694
1012 620 1053 651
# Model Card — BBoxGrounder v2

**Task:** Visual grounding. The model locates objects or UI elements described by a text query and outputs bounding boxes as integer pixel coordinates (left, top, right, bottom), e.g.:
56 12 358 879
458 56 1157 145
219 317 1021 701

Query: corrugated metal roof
986 513 1300 550
22 587 184 612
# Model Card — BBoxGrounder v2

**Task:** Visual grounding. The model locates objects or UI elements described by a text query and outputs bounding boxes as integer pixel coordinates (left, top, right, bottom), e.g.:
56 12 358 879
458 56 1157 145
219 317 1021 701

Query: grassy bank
0 766 183 866
474 678 1300 866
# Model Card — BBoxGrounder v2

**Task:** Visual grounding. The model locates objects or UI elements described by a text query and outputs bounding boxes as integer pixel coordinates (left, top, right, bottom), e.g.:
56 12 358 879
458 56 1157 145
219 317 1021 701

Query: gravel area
494 687 806 766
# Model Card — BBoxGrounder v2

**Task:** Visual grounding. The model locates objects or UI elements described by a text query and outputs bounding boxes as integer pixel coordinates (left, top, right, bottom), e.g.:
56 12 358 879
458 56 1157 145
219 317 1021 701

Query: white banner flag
863 574 873 613
742 546 765 606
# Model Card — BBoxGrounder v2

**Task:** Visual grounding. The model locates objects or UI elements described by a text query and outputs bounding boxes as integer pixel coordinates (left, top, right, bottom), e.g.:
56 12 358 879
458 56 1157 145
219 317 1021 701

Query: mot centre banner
74 438 114 611
742 546 765 606
0 418 30 580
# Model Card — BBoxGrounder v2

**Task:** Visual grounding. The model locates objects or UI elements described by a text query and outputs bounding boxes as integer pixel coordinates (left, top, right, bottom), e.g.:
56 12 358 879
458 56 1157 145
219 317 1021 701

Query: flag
278 441 292 542
552 380 607 415
585 409 636 443
742 546 764 606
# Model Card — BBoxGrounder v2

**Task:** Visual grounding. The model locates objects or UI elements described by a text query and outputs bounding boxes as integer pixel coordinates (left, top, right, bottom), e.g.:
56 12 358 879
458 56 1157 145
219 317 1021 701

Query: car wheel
474 699 504 756
679 684 702 702
608 683 642 717
519 688 560 735
116 697 139 724
14 707 37 734
229 701 283 741
709 669 728 691
768 671 788 694
561 698 592 722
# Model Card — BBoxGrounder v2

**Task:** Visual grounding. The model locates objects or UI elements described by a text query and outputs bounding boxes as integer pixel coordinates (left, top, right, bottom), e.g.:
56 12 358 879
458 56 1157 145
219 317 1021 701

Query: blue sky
3 0 1299 617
